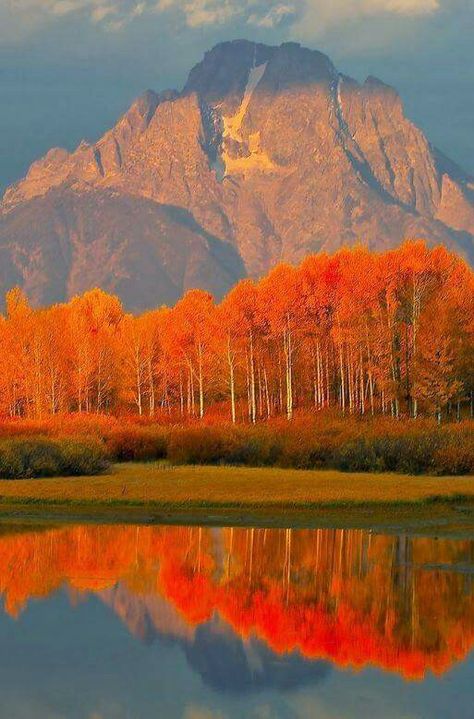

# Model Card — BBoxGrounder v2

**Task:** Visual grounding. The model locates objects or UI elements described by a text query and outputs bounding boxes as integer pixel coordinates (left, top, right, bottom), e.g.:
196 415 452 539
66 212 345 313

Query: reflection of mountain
0 524 472 682
184 619 330 693
100 584 194 645
100 582 330 692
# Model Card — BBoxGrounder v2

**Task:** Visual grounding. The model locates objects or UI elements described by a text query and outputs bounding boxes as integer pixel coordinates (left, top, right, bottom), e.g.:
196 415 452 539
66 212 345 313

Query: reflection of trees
0 524 472 680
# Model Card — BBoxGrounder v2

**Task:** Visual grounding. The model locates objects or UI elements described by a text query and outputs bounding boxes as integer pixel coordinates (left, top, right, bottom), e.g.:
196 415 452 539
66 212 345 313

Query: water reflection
0 523 472 687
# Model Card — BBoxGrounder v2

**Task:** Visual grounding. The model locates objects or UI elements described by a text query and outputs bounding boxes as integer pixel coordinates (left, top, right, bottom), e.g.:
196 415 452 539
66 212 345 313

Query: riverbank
0 463 473 532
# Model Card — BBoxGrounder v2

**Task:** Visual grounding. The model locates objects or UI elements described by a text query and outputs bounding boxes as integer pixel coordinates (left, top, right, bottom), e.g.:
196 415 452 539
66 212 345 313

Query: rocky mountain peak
185 40 337 112
0 40 473 311
184 40 274 106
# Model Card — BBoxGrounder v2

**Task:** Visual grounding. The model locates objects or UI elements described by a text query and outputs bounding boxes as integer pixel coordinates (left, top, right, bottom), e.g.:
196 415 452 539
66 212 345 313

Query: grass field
0 463 473 527
0 462 473 504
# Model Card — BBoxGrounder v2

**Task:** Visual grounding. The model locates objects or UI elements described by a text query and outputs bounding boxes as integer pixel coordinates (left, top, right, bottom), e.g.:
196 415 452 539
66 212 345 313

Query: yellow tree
259 264 304 420
67 290 123 412
167 290 216 419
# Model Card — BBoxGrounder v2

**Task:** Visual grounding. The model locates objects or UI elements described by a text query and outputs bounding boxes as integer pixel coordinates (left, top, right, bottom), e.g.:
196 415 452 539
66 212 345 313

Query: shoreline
0 498 473 534
0 462 472 534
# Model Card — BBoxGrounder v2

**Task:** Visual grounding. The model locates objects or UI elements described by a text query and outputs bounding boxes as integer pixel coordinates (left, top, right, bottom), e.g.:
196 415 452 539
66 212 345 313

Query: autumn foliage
0 242 472 424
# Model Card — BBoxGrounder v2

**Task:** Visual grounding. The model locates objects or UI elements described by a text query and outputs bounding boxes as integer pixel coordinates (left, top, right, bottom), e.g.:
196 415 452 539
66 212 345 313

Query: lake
0 522 472 718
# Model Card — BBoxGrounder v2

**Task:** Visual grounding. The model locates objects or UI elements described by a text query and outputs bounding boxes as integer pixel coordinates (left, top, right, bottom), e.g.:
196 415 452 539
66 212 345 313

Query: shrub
275 426 345 469
147 417 474 475
58 439 110 476
105 427 168 462
166 425 280 467
0 412 472 476
386 434 439 475
227 431 280 466
0 439 62 479
332 433 440 474
332 438 384 473
167 426 242 465
433 446 474 476
0 438 110 479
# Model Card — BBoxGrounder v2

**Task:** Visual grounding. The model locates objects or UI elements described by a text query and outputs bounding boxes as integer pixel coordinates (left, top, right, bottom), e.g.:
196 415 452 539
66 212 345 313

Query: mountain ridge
1 39 473 310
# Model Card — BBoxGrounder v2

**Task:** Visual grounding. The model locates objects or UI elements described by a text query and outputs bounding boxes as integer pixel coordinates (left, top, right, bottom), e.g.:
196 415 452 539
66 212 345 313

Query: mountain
1 39 474 310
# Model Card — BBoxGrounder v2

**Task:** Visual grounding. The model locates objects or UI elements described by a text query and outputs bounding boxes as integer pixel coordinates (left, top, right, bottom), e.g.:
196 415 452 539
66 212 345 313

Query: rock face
1 39 474 309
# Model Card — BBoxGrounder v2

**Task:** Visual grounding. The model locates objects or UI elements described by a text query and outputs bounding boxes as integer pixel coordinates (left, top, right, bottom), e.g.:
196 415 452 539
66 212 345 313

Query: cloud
288 0 441 40
0 0 444 39
90 4 116 22
179 0 242 28
302 0 440 24
1 0 146 37
248 4 296 28
365 0 439 12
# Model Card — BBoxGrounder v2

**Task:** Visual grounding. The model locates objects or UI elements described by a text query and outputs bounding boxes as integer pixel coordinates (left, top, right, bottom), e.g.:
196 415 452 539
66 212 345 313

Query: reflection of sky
0 1 473 195
0 589 471 719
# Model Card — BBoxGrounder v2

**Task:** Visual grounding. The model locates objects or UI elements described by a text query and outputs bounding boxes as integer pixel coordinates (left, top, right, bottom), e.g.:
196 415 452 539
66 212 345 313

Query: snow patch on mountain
222 62 268 143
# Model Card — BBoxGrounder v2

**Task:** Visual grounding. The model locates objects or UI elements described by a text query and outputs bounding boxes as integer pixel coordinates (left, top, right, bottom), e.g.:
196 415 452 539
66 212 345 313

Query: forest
0 241 472 424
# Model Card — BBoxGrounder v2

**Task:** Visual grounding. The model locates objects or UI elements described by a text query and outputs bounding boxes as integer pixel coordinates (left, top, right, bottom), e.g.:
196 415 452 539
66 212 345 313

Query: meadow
1 461 473 504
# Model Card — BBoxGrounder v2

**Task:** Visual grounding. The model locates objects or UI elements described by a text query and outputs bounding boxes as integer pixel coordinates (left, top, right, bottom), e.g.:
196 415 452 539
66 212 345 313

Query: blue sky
0 0 473 194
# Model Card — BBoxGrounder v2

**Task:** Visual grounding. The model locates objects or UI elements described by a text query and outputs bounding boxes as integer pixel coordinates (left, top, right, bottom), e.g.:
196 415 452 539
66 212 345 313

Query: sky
0 0 473 194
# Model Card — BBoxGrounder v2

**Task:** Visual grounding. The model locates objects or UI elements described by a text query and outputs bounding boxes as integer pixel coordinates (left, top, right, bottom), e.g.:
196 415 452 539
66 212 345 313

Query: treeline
1 241 473 421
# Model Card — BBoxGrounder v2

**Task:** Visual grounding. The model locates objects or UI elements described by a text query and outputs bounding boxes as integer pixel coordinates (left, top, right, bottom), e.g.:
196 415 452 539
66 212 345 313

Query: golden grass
0 463 472 508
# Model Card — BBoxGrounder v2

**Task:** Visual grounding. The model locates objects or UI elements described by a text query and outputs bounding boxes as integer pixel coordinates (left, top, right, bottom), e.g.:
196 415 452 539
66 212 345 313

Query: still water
0 522 472 718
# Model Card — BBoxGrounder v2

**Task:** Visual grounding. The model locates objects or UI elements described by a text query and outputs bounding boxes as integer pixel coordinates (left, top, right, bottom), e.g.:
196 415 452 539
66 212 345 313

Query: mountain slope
1 39 474 308
0 190 244 311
